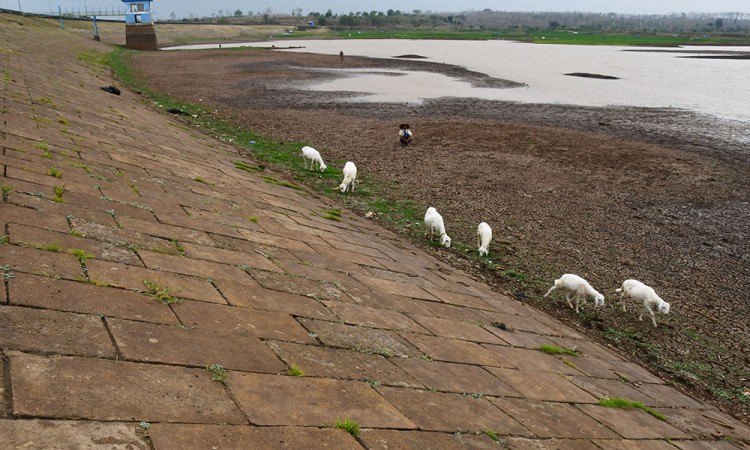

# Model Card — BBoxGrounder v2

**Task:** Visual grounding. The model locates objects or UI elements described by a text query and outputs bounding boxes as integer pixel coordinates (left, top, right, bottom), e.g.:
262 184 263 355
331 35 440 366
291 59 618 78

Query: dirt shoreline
132 48 750 422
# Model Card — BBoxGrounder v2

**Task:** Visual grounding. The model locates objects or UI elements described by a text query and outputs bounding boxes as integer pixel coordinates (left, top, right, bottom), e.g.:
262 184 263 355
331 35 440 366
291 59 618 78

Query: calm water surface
166 40 750 122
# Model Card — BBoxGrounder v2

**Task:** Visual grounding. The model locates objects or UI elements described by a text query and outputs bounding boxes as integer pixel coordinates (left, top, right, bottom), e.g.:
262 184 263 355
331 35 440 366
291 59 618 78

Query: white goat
424 207 451 248
338 161 357 192
544 273 605 313
300 146 327 172
477 222 492 256
615 279 670 328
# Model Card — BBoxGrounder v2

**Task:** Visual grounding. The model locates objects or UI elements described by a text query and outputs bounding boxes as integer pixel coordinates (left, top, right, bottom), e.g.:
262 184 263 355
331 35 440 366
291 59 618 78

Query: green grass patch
143 280 181 304
708 386 750 407
664 359 712 382
539 344 578 356
449 240 502 270
39 242 62 252
0 235 8 244
77 49 109 68
287 365 305 377
57 117 68 125
329 28 750 46
482 430 499 441
34 140 49 151
499 268 527 283
248 216 259 224
68 248 93 264
334 419 360 437
170 240 187 257
35 140 52 159
52 184 66 203
205 363 227 382
67 161 94 174
47 167 62 178
1 183 14 201
562 359 577 369
598 398 666 421
365 198 423 234
603 328 661 360
322 208 342 221
233 160 265 173
194 176 207 183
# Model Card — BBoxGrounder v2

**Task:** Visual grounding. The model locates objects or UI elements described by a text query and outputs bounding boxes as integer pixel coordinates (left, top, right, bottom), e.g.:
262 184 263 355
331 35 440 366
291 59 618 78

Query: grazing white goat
477 222 492 256
544 273 605 313
615 279 670 328
424 207 451 248
338 161 357 192
300 146 327 172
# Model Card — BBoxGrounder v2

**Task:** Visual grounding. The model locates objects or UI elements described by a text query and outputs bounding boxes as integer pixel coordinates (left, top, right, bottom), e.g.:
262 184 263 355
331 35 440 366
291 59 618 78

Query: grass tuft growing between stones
69 248 93 263
598 397 666 421
39 242 62 252
233 160 265 173
322 208 342 221
287 365 305 377
482 430 499 442
52 184 66 203
171 240 187 256
334 419 360 437
1 183 13 201
47 167 62 178
143 280 181 304
539 344 578 356
205 363 227 382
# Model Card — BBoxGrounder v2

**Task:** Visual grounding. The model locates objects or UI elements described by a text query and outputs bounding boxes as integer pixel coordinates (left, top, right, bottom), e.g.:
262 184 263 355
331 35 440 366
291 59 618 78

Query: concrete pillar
125 24 158 50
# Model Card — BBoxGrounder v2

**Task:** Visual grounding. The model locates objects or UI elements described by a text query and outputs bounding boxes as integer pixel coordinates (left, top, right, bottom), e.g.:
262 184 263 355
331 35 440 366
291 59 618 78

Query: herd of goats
299 142 670 328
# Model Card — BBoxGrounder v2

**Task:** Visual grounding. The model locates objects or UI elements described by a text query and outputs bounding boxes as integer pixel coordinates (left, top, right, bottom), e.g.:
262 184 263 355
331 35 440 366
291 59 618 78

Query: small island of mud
565 72 620 79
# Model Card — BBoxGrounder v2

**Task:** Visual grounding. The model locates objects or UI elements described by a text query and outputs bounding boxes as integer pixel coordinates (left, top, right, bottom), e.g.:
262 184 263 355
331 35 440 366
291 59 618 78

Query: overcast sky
6 0 749 18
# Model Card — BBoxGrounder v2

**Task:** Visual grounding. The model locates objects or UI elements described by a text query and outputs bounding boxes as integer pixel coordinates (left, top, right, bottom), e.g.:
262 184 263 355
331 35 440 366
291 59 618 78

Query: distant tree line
460 10 750 32
165 8 750 32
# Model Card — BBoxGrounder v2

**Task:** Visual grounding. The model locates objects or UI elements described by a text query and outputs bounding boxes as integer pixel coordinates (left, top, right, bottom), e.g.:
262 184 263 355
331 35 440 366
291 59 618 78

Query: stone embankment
1 14 748 449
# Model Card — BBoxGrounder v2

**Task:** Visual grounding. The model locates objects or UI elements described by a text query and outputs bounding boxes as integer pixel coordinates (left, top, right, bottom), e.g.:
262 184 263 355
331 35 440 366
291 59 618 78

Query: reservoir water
165 40 750 123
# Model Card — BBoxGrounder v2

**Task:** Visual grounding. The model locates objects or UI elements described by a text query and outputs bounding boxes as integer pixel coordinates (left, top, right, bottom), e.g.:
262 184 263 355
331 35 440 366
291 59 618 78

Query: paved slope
1 14 748 449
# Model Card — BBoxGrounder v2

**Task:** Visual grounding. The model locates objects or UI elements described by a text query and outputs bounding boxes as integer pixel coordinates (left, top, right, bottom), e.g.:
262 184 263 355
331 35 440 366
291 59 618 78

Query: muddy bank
132 49 750 422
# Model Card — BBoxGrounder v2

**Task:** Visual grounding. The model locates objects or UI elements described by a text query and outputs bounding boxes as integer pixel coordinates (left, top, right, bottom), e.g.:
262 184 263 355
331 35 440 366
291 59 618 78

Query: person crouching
399 124 413 146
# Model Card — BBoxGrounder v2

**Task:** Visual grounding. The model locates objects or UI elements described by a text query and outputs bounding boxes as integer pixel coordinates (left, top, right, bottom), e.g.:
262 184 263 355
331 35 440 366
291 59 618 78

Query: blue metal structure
121 0 154 25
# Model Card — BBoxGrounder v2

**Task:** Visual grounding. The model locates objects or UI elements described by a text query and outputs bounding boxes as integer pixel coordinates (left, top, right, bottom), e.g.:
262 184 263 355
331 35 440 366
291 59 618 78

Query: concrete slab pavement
1 13 749 449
